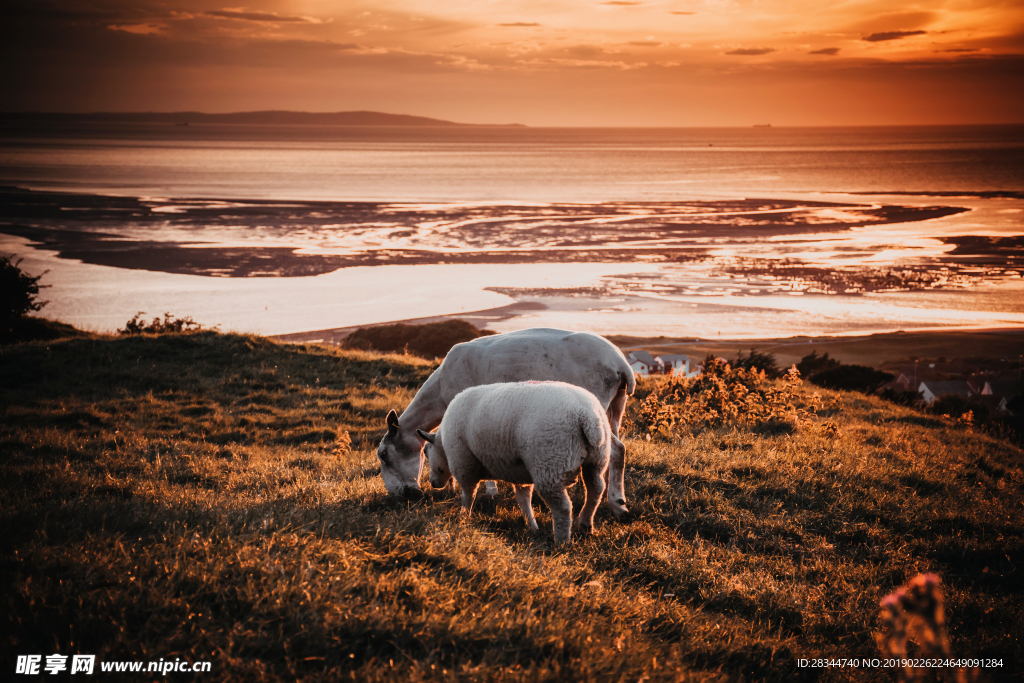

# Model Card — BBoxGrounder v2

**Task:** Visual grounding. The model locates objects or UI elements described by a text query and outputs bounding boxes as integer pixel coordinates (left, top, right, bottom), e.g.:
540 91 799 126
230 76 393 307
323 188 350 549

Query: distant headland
0 110 526 127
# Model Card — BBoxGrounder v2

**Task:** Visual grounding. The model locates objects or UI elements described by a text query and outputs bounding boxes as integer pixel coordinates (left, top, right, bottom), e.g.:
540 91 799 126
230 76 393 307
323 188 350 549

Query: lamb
377 328 634 518
416 381 621 544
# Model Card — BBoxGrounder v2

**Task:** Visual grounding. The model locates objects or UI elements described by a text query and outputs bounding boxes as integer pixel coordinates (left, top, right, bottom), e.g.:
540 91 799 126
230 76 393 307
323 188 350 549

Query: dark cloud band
863 30 927 42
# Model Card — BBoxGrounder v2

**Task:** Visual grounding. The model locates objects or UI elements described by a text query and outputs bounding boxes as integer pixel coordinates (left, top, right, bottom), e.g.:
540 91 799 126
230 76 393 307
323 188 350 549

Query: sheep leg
606 436 629 519
574 463 606 536
458 476 481 517
606 379 628 437
513 484 539 532
535 483 574 544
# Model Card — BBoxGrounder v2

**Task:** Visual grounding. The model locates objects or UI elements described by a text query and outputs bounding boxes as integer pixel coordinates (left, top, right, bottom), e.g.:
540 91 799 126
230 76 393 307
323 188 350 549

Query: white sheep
377 327 634 518
416 381 621 544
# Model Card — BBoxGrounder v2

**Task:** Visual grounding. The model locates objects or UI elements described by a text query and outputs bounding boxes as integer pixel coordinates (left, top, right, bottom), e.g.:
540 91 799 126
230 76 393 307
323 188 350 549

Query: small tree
0 255 48 321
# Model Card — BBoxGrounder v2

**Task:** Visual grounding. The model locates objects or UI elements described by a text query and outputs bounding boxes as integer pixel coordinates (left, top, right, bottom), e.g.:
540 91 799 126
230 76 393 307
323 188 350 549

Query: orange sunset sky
3 0 1023 126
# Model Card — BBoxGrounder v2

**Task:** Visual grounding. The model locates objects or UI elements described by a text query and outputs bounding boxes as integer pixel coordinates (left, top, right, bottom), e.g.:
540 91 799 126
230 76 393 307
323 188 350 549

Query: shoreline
270 300 548 345
5 185 1023 341
271 304 1024 370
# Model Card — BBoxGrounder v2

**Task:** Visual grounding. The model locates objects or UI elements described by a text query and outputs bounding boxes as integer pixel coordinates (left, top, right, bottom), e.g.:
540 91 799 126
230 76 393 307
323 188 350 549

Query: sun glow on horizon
3 0 1023 125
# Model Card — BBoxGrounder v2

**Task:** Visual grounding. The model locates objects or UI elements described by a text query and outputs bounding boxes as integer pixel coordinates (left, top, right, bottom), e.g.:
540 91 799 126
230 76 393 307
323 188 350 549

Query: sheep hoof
610 504 632 521
573 522 596 536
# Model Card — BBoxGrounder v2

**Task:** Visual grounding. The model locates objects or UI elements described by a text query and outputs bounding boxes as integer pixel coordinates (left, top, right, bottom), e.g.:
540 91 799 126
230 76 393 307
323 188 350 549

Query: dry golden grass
1 330 1021 681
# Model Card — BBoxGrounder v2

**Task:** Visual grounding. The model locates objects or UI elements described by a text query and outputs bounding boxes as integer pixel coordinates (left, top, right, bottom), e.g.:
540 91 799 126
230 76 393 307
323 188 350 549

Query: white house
657 353 692 376
627 350 661 376
918 380 974 405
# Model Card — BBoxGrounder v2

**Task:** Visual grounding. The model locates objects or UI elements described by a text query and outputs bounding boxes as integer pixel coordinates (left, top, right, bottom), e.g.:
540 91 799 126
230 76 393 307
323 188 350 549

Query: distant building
657 353 691 376
981 379 1023 397
627 350 661 376
627 350 703 378
918 380 975 405
980 380 1023 413
879 372 915 394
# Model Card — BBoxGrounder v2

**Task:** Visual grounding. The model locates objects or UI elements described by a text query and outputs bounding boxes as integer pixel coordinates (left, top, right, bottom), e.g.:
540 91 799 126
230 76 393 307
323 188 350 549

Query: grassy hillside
1 330 1022 681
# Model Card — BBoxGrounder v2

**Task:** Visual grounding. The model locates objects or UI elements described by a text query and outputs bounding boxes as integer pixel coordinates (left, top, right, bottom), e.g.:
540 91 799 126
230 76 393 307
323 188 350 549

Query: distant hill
0 110 524 127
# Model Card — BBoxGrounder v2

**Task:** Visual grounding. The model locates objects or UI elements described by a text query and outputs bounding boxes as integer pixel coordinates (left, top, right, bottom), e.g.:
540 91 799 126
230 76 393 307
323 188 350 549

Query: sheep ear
416 429 436 444
386 409 400 433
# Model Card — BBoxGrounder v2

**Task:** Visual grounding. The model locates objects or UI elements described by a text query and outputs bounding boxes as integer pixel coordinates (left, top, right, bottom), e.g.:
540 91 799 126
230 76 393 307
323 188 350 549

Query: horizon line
2 110 1023 129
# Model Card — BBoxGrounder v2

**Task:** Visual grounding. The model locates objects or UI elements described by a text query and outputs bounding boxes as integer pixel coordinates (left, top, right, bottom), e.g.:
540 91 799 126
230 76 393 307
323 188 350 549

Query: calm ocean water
3 122 1023 201
1 122 1023 337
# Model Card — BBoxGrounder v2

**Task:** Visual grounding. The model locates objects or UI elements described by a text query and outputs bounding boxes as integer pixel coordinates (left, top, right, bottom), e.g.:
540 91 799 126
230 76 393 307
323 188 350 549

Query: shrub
119 312 203 335
809 364 894 394
931 393 991 424
627 357 816 439
796 350 841 379
0 254 48 321
733 348 780 378
342 319 494 359
878 387 922 406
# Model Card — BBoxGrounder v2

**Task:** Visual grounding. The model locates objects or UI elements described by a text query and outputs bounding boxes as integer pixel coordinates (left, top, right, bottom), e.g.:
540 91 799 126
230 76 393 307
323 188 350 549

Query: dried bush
119 312 203 335
627 357 818 440
875 574 979 683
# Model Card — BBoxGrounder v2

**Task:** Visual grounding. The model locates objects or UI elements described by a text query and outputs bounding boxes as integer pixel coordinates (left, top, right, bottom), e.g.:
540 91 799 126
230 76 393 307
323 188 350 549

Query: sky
3 0 1023 126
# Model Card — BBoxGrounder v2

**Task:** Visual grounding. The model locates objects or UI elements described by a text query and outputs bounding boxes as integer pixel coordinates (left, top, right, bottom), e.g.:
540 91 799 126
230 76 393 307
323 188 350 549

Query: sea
1 121 1023 339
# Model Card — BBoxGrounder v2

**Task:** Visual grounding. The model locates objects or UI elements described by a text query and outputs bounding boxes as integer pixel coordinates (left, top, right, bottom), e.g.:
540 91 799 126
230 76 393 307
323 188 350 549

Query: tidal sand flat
5 185 1024 339
0 186 969 277
2 124 1022 337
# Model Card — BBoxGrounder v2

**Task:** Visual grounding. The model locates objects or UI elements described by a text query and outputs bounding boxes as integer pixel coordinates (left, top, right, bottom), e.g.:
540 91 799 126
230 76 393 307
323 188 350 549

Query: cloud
562 44 615 58
810 47 840 56
108 24 166 35
726 48 776 56
863 30 927 43
851 12 935 36
518 57 640 70
627 40 662 47
205 9 327 24
498 22 541 27
670 12 696 15
939 48 978 53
